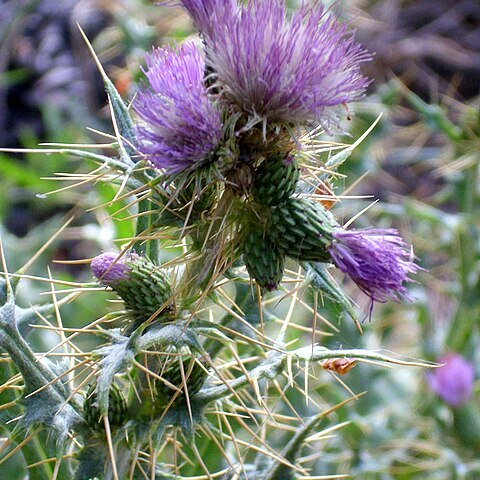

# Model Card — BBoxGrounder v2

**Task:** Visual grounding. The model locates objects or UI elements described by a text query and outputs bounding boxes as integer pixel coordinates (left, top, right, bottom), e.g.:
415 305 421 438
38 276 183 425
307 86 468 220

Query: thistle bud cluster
130 0 420 301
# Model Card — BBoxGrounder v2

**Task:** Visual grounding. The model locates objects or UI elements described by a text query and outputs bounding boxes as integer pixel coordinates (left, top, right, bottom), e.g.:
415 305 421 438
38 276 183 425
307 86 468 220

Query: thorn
104 415 119 480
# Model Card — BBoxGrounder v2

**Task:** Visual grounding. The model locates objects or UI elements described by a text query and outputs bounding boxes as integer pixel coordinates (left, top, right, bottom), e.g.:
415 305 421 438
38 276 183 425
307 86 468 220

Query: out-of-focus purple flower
134 43 222 174
427 353 474 407
328 229 419 302
192 0 370 126
91 252 132 284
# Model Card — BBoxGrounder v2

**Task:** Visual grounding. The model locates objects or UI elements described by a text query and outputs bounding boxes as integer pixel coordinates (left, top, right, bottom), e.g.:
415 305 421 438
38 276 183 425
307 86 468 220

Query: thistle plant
0 1 433 479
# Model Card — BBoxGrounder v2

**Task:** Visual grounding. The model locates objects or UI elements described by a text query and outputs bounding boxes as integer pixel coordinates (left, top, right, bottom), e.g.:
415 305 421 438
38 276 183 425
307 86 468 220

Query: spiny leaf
94 337 134 416
136 323 203 353
303 262 358 321
77 24 136 154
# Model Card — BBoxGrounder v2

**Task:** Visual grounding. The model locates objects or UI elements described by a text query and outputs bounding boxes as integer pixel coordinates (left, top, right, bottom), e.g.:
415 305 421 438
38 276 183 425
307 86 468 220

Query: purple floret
427 353 474 407
179 0 234 33
91 252 131 285
194 0 371 126
134 43 222 174
328 229 420 303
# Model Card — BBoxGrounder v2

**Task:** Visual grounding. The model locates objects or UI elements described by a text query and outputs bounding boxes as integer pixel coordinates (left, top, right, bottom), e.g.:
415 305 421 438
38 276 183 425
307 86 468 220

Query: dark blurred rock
356 0 480 100
0 0 110 147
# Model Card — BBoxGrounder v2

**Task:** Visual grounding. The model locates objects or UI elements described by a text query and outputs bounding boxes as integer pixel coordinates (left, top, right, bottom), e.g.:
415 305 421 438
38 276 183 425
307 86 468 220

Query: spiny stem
193 346 432 405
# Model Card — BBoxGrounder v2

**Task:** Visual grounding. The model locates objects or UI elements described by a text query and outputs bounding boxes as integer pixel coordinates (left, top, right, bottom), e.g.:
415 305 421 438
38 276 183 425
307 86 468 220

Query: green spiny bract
252 154 299 206
115 256 175 324
242 226 285 291
150 347 209 404
83 381 127 431
174 173 218 218
269 198 336 262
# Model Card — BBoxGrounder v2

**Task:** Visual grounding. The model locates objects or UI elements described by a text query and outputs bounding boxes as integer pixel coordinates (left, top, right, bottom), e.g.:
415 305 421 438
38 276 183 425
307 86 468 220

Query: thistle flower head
195 0 370 126
178 0 210 27
134 43 223 174
91 252 132 285
179 0 234 32
328 229 419 303
427 353 474 407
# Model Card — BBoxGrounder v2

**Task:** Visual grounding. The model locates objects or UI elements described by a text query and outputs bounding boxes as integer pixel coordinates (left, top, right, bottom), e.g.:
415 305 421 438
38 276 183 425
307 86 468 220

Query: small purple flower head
328 228 420 303
427 353 474 407
134 43 222 174
195 0 370 126
91 252 131 285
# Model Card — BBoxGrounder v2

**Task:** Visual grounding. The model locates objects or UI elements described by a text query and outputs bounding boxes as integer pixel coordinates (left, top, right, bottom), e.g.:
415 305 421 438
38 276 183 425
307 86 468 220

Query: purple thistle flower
328 229 420 303
194 0 370 126
134 43 222 174
427 353 474 407
91 252 132 285
177 0 210 27
178 0 234 33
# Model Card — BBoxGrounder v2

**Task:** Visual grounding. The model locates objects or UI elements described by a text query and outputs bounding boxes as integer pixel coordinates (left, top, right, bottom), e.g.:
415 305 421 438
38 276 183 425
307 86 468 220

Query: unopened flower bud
242 227 285 291
91 252 131 284
152 347 209 403
252 155 299 207
83 382 127 431
269 197 333 262
91 252 175 326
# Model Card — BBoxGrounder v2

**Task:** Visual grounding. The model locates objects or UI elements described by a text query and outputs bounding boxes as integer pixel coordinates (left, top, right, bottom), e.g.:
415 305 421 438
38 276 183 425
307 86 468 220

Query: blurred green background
0 0 479 478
